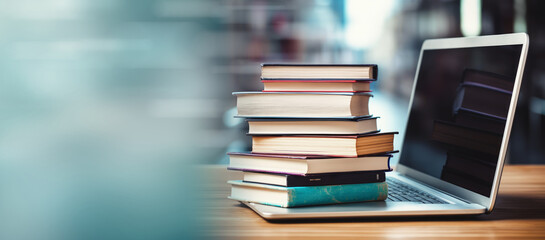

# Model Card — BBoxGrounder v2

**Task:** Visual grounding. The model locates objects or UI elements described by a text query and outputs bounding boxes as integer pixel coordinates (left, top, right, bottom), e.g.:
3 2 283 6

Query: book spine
260 79 376 82
261 90 372 93
285 182 388 207
286 172 386 187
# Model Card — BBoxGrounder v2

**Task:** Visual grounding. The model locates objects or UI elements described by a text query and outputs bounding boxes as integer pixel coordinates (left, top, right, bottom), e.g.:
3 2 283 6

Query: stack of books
228 64 398 208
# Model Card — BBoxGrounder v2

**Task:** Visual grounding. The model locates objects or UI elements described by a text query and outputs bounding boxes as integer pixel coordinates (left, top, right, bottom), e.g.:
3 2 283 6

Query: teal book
228 180 388 208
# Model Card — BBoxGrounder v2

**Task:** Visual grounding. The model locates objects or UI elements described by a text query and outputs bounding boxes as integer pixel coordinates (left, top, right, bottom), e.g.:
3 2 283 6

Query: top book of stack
261 64 377 93
261 64 378 80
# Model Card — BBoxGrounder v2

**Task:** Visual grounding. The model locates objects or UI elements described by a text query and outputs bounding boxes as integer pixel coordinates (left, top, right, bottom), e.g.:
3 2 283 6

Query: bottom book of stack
227 152 392 208
229 180 388 208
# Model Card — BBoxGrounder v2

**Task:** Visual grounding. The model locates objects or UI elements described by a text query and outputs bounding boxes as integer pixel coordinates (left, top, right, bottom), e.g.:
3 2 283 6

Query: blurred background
0 0 544 239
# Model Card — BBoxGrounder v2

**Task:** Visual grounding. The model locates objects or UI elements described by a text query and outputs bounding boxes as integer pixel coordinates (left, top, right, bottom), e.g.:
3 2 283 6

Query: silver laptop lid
396 33 529 212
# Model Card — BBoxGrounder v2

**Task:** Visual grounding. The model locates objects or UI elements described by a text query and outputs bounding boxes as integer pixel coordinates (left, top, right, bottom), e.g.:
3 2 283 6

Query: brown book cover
227 150 399 159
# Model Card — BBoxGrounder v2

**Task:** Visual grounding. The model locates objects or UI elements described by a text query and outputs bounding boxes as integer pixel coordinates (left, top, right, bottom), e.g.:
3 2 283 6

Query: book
453 82 512 119
242 171 386 187
234 92 371 118
228 180 388 207
251 132 396 157
262 80 372 92
261 64 377 80
227 152 392 175
431 120 502 155
247 117 378 135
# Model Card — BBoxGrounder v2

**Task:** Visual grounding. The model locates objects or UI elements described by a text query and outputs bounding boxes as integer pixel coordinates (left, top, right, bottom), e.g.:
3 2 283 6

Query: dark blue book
242 171 386 187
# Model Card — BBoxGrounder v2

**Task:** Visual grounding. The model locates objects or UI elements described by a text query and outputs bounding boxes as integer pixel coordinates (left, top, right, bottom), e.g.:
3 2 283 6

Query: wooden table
201 165 545 239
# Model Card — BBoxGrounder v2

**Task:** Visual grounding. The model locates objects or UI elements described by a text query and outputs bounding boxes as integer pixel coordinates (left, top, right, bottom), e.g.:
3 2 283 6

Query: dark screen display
399 45 523 197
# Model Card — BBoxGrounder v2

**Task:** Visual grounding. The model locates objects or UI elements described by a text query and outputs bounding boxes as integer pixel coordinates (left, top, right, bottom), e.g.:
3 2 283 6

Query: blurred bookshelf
1 0 542 166
214 0 545 164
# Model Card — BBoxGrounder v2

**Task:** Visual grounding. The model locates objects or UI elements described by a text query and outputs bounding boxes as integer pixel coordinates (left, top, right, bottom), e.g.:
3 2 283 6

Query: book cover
261 80 375 93
261 80 373 93
251 132 397 157
261 63 378 67
234 91 373 118
232 91 373 96
236 115 373 120
248 131 398 137
261 90 373 93
246 116 379 135
260 63 378 80
228 180 388 208
245 116 379 122
227 151 398 158
247 130 381 136
243 171 387 187
261 79 375 82
227 152 395 175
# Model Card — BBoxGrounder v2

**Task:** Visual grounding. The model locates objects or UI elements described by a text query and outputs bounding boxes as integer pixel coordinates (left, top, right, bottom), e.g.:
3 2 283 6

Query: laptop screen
399 44 523 197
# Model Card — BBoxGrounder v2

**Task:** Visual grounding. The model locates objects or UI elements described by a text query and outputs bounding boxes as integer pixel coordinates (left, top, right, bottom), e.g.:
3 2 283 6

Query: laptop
241 33 529 220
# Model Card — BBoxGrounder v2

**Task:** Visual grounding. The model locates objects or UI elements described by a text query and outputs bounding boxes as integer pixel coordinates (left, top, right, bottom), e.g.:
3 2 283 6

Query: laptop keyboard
386 178 449 204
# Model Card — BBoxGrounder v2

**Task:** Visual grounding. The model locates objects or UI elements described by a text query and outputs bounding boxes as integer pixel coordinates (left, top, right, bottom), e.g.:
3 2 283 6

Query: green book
228 180 388 208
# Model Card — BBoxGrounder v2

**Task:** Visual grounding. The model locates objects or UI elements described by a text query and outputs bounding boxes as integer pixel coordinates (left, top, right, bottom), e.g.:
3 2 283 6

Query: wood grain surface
200 165 545 239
